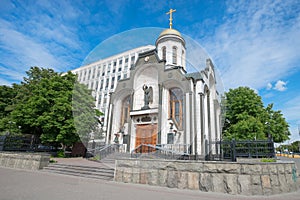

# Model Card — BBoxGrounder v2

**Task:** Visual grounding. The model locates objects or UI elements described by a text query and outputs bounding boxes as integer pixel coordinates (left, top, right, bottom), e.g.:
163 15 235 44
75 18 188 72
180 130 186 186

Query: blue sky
0 0 299 142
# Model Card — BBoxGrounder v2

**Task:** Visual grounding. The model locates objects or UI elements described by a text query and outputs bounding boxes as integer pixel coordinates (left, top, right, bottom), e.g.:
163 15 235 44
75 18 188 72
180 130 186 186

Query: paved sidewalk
0 167 300 200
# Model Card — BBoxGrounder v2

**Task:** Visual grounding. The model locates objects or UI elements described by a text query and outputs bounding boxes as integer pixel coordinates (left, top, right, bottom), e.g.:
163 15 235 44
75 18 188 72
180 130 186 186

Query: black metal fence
205 139 275 162
0 135 55 152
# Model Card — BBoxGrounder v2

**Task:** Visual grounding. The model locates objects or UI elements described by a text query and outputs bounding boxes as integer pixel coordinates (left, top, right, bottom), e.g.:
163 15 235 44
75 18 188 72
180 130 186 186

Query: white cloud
0 1 87 84
274 80 287 91
281 96 300 122
266 83 272 90
275 95 300 141
200 0 300 91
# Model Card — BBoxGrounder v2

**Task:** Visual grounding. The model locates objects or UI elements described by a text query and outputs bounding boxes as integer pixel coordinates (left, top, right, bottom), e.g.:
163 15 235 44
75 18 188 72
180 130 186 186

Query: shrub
261 158 276 162
56 150 65 158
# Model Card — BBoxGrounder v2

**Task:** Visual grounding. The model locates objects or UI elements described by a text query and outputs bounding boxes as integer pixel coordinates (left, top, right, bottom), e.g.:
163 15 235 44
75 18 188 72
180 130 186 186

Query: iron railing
205 139 275 162
131 144 190 160
159 144 190 154
88 144 126 160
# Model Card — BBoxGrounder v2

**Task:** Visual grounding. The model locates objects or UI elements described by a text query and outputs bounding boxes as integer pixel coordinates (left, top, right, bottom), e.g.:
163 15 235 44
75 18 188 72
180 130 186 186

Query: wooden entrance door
135 124 157 153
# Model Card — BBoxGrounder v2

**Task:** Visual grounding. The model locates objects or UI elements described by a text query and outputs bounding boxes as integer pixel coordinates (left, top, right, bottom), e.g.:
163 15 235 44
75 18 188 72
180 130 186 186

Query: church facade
106 27 221 156
72 10 222 157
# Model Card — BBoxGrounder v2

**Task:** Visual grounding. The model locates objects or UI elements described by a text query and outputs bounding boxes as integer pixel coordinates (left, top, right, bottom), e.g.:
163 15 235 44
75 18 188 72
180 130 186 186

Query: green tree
9 67 100 150
72 82 100 146
0 84 20 135
223 87 290 142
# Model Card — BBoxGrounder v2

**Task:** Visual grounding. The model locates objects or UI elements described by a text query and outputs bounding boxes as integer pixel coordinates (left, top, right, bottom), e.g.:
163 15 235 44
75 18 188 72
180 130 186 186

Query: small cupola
155 9 186 70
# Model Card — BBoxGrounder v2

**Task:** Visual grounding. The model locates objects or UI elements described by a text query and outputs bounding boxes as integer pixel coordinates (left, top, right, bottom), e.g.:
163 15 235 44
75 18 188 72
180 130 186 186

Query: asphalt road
0 167 300 200
277 156 300 175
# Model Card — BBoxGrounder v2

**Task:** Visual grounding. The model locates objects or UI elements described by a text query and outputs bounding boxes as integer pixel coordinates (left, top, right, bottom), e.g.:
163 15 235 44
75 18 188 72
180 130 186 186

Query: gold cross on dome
166 8 176 29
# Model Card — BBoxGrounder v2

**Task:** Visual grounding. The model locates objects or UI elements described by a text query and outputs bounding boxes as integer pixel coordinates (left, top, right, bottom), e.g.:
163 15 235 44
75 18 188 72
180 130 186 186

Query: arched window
121 96 131 126
172 46 177 65
169 88 183 129
162 46 166 61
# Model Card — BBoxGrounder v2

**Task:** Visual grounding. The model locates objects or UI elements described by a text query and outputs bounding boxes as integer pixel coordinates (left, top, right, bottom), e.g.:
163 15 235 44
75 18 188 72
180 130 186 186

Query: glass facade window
111 77 115 89
100 80 103 89
105 78 109 89
88 69 91 80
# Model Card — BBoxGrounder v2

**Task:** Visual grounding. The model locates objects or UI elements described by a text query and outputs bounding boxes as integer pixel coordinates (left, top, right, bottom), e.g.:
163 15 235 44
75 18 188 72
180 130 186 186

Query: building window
123 73 127 79
121 96 131 125
117 75 121 80
169 88 183 129
100 80 103 90
111 77 115 89
91 82 94 90
92 68 95 79
162 46 166 61
95 81 98 91
98 95 102 105
88 69 91 80
119 59 122 65
172 46 177 65
131 56 135 63
125 57 128 63
105 78 109 90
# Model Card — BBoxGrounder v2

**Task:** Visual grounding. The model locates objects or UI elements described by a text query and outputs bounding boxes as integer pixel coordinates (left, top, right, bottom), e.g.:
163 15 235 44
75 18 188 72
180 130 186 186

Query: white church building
72 10 221 157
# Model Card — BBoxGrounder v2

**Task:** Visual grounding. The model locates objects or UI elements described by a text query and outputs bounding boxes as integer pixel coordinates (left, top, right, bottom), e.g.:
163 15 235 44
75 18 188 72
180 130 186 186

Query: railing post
248 140 251 158
271 140 275 158
205 139 208 160
232 139 236 162
219 140 222 161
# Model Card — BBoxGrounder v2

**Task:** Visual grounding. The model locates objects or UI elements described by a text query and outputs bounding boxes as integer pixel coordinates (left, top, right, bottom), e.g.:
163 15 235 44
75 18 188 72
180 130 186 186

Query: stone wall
0 152 50 170
115 159 298 195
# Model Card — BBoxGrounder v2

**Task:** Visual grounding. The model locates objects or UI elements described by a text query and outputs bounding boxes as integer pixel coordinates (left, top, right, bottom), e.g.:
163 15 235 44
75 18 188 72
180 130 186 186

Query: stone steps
43 163 114 180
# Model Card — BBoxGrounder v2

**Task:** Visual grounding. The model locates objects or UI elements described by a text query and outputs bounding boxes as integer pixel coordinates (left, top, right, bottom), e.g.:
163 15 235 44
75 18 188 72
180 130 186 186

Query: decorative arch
169 87 183 129
121 95 131 126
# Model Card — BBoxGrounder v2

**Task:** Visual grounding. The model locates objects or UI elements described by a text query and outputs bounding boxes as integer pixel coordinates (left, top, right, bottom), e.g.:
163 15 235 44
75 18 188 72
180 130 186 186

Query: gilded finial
166 8 176 29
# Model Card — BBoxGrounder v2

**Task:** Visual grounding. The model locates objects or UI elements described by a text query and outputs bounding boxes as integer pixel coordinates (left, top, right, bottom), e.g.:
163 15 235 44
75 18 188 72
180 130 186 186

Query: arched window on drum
162 46 166 61
172 46 177 65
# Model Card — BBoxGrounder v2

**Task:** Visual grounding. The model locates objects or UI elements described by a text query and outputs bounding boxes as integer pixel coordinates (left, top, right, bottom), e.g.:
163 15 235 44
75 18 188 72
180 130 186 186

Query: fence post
205 139 208 160
271 140 275 158
248 140 251 158
232 139 236 162
219 140 222 161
